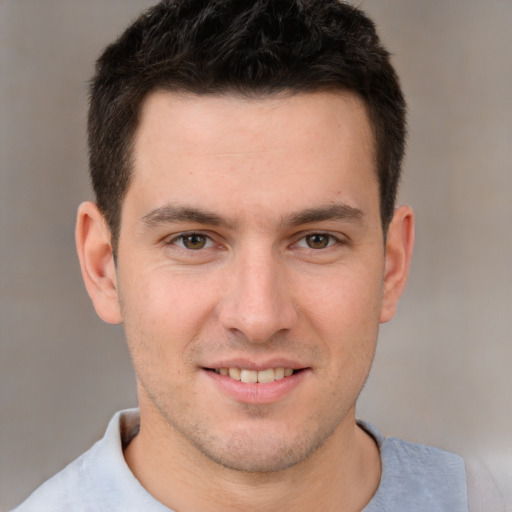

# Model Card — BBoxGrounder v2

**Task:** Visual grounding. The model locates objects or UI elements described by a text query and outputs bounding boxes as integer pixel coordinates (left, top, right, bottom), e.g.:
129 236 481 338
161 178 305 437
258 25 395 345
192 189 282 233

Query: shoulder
10 409 165 512
359 421 469 512
465 456 512 512
11 438 106 512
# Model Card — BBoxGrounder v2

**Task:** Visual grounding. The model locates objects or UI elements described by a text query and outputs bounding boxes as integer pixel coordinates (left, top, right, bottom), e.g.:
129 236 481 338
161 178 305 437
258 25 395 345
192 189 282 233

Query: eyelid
165 231 216 249
292 231 346 249
161 230 347 251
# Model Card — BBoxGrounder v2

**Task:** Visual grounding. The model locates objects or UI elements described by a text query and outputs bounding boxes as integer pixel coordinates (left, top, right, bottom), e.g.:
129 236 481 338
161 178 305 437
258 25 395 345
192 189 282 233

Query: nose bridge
219 242 296 342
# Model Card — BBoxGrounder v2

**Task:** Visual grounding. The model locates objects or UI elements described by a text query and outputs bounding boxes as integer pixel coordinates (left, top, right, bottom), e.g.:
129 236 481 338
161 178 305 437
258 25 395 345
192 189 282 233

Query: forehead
126 90 378 224
134 89 375 160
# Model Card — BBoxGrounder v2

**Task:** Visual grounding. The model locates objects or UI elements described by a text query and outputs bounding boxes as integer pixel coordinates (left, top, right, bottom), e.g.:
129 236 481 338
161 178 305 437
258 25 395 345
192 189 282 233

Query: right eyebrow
140 204 237 230
283 203 364 227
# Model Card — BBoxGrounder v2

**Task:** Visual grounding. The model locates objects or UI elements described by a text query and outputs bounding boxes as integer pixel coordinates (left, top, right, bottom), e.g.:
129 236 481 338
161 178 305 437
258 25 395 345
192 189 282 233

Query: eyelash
167 232 215 251
166 231 344 251
293 232 342 250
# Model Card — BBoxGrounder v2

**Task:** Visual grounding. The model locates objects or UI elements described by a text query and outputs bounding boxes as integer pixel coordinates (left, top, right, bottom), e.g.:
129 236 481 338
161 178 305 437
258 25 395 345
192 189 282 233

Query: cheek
119 270 220 362
123 266 216 320
299 267 383 369
302 267 384 328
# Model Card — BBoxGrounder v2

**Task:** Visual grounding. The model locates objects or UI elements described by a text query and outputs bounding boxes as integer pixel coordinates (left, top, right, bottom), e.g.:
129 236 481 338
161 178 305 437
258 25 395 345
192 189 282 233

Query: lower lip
203 369 309 404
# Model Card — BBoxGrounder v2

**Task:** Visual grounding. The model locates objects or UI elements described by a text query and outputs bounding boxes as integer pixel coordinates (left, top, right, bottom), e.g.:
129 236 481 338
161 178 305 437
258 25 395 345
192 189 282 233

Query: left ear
75 201 122 324
380 205 415 323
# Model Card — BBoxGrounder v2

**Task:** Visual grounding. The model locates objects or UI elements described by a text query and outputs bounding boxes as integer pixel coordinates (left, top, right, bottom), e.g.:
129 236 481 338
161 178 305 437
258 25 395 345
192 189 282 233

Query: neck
124 407 381 512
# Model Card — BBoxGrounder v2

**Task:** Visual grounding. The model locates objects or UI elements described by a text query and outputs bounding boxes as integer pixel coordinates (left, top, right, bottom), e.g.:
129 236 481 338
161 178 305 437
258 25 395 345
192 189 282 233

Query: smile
212 367 296 383
204 365 309 404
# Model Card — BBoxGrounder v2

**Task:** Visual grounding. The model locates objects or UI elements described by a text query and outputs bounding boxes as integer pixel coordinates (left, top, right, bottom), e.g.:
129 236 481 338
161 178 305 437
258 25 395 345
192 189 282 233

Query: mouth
205 367 303 384
203 364 310 404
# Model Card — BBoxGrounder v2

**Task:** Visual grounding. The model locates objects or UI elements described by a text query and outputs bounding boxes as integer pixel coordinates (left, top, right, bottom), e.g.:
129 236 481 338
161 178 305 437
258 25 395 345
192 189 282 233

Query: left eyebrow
140 204 237 229
283 203 364 227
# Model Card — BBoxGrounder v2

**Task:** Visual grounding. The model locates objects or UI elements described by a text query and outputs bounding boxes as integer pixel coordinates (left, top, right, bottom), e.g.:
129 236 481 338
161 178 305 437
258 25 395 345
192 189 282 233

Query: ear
75 201 122 324
380 205 415 323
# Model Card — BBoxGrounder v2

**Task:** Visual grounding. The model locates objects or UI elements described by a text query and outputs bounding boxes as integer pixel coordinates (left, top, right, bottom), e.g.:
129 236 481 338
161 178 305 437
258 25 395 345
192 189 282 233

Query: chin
188 422 339 474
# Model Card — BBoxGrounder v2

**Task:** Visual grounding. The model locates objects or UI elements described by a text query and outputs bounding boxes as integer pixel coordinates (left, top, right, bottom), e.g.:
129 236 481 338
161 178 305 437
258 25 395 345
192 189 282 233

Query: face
85 91 410 473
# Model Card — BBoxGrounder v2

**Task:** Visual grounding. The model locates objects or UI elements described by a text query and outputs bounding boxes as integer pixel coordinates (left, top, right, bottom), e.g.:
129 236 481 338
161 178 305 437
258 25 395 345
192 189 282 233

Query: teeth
216 367 295 383
274 368 285 380
257 368 275 384
228 368 241 380
240 369 258 383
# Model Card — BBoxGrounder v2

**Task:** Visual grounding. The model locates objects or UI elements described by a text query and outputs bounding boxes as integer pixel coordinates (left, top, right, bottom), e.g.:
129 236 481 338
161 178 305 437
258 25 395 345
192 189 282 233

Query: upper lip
202 358 309 371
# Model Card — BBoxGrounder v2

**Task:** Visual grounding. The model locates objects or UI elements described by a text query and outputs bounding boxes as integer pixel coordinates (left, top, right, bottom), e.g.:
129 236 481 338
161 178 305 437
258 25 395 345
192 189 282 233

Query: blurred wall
1 0 511 508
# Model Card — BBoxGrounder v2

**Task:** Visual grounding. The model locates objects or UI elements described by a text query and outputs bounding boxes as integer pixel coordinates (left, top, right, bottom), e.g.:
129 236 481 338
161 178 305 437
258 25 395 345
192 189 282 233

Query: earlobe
75 201 122 324
380 205 415 323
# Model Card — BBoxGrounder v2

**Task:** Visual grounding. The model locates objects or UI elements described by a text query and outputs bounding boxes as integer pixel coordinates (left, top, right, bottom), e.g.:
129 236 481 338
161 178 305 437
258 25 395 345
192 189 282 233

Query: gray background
1 0 511 509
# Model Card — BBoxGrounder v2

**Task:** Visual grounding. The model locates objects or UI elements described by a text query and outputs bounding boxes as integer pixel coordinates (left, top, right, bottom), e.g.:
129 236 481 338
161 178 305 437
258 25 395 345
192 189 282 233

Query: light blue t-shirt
12 409 469 512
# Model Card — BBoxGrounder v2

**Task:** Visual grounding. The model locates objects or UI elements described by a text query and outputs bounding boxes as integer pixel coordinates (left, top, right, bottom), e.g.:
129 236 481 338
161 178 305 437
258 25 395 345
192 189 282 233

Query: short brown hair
88 0 406 251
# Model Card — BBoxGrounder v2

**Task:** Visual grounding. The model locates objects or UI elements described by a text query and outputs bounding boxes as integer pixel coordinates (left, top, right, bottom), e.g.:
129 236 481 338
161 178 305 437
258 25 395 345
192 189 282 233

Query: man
12 1 469 510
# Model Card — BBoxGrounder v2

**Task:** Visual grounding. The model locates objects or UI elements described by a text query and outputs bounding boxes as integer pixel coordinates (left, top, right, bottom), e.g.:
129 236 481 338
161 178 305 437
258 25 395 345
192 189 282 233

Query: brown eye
181 234 208 250
305 234 331 249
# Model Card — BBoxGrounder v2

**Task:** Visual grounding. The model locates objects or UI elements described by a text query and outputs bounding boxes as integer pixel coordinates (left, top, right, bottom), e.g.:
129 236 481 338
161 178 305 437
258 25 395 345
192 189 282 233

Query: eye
173 233 213 250
297 233 338 249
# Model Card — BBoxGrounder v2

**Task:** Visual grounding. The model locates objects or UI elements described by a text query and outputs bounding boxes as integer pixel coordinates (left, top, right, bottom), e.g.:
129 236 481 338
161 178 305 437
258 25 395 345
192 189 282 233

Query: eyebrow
140 202 364 230
141 205 237 229
284 203 364 227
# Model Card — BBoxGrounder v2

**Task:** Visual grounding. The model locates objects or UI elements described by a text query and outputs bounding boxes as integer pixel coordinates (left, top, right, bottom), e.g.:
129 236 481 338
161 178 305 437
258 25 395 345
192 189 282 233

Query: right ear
75 201 122 324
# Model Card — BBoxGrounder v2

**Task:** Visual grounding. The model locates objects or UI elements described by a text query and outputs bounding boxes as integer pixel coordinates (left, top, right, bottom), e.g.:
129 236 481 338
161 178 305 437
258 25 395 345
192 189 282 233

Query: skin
76 90 414 512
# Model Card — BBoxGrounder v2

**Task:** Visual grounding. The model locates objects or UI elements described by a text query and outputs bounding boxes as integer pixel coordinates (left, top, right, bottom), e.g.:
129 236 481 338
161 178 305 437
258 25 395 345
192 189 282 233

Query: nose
218 246 298 343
